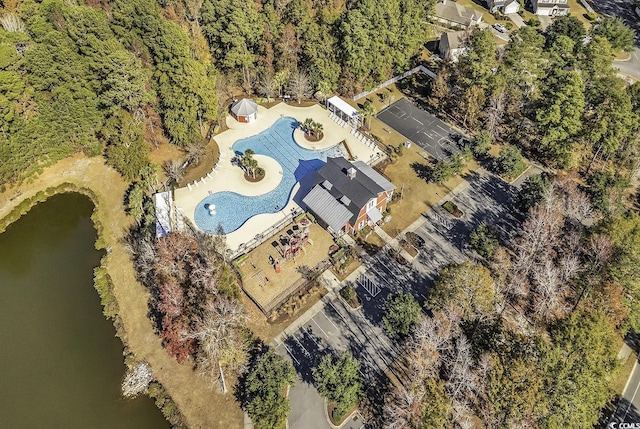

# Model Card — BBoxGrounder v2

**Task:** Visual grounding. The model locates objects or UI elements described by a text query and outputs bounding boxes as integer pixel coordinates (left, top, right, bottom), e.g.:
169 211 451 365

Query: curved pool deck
195 117 347 234
173 102 385 253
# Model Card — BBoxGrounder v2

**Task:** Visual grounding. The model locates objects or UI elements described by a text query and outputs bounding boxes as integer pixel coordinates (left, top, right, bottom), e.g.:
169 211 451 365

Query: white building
487 0 521 14
531 0 569 16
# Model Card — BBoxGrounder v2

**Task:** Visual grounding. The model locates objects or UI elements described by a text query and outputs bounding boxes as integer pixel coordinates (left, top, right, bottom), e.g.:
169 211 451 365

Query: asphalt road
610 359 640 425
377 98 463 161
615 48 640 81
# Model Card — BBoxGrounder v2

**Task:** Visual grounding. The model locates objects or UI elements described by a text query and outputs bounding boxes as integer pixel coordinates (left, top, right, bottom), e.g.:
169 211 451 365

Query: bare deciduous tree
163 159 184 186
187 298 248 387
288 69 312 104
586 234 613 272
532 258 567 320
0 14 25 32
122 361 154 398
383 384 426 429
485 90 505 139
257 72 277 102
185 140 207 166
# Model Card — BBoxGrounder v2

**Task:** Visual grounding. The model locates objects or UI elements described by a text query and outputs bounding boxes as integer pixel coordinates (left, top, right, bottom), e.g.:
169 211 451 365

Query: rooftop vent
322 180 333 190
347 167 357 180
340 195 351 206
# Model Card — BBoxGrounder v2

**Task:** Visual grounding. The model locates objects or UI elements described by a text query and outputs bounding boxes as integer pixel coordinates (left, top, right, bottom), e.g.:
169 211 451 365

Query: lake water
0 193 168 428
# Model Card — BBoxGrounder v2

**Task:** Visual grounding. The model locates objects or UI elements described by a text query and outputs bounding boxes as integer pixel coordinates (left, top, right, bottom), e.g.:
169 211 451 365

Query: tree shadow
410 161 433 181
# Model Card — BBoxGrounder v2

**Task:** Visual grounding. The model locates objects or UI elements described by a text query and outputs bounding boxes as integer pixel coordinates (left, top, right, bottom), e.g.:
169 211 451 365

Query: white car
493 23 508 33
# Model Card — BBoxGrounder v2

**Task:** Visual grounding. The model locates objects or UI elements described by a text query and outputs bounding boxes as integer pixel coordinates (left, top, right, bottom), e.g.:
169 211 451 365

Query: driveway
591 0 640 81
609 359 640 426
508 13 527 28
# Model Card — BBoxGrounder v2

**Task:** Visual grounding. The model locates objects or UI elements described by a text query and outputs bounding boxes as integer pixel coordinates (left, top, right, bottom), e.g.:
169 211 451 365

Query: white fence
353 65 438 102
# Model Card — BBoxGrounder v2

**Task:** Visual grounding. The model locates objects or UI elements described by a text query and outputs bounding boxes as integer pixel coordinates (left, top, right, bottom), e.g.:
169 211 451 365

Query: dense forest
0 0 432 187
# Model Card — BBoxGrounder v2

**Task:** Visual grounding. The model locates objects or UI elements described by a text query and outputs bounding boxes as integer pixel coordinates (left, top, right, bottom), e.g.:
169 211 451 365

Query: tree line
0 0 434 188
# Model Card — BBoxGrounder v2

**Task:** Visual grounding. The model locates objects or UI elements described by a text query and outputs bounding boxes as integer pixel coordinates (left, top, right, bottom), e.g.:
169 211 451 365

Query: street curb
323 398 361 429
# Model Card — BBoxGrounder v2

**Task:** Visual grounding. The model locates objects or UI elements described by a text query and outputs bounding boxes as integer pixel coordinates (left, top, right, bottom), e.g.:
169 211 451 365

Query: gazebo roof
231 98 258 116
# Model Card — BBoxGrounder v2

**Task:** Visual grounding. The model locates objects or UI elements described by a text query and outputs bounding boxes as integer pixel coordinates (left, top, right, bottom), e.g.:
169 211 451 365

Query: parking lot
276 169 522 428
377 98 463 161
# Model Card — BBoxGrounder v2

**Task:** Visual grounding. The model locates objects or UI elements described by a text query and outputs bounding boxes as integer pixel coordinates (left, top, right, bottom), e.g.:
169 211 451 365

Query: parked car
493 23 508 33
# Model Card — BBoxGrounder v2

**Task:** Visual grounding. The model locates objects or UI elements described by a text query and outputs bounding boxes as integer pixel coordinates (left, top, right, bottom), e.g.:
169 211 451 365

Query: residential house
486 0 521 14
439 31 467 62
433 0 483 28
302 157 395 235
531 0 569 15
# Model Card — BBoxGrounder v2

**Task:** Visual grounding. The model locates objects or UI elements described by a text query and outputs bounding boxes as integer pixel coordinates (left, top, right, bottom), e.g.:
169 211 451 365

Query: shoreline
0 154 245 428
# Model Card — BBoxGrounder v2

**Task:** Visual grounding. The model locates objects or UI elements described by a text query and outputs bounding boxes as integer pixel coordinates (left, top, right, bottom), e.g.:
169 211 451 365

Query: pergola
327 96 361 128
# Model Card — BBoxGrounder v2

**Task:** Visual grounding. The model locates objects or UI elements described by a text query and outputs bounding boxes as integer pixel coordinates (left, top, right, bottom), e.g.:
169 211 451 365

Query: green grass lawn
566 0 594 29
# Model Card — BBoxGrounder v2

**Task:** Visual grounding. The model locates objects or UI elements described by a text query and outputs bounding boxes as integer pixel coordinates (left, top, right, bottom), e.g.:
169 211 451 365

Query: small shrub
586 12 598 21
442 200 463 217
528 17 541 27
340 285 356 302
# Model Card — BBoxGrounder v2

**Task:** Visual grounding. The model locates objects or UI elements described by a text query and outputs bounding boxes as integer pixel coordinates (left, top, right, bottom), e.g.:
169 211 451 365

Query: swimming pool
194 117 347 234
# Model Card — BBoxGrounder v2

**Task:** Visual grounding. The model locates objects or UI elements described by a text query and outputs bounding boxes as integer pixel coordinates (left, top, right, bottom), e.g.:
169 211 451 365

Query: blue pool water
195 117 346 234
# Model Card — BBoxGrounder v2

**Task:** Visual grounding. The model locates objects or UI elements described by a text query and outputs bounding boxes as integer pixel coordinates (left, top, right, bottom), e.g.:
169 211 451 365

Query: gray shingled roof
435 1 482 26
441 31 467 51
302 185 353 232
304 157 396 227
230 98 258 116
353 161 395 193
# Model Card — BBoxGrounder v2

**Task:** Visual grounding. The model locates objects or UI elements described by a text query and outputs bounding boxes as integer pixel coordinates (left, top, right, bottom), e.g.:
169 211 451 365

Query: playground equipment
275 219 311 260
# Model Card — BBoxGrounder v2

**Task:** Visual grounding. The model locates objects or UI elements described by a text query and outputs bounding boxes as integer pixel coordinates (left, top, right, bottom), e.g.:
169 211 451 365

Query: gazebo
230 98 258 123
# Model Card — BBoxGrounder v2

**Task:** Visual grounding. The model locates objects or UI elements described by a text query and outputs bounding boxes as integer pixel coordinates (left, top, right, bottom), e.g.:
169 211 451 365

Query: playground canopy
327 96 360 127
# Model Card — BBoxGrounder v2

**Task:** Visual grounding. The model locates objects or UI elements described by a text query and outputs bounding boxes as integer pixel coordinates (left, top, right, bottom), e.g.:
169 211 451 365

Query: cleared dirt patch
237 222 334 314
